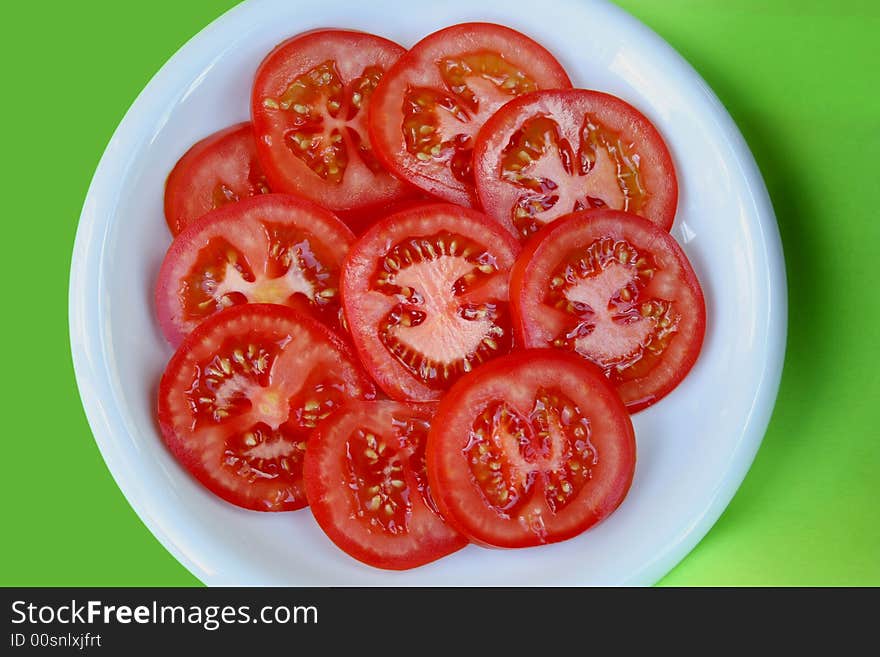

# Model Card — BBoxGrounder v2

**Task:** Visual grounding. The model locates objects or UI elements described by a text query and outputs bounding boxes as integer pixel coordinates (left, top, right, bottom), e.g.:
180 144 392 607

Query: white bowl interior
70 0 785 585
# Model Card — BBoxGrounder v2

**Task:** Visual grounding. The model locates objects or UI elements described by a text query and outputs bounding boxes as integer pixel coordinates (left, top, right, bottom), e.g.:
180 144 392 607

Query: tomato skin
368 23 572 207
155 193 355 346
509 209 705 412
164 122 269 236
426 350 636 548
336 195 433 236
251 29 412 213
340 202 521 402
473 90 678 238
304 400 467 570
158 304 376 512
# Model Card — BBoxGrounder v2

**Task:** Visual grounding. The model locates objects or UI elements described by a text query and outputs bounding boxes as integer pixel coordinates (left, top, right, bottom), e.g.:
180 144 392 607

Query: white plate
69 0 786 585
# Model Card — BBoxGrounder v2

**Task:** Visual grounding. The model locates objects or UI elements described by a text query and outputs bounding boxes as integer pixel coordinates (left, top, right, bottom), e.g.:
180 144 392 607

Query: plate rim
68 0 787 586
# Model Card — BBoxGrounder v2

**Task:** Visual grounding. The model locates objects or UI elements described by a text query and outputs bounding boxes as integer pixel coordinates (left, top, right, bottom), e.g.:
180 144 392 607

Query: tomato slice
474 90 678 240
341 203 521 402
158 304 375 511
164 122 271 236
368 23 572 207
304 400 467 569
251 30 412 216
155 194 355 346
510 210 705 412
426 350 635 548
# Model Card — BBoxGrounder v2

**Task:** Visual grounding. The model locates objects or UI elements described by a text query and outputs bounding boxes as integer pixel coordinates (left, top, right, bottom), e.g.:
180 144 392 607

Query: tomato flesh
427 350 635 548
474 90 678 239
164 122 270 236
158 304 375 512
304 400 466 569
510 210 705 412
252 30 412 214
156 194 354 345
369 23 572 206
341 203 521 401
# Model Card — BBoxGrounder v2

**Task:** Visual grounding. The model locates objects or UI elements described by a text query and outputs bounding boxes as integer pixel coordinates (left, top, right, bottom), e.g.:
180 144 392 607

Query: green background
2 0 877 586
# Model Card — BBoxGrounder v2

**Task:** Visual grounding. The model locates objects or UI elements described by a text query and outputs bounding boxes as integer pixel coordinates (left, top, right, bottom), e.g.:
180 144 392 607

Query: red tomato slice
155 194 355 346
304 400 467 569
158 304 376 511
474 90 678 240
368 23 572 207
510 210 705 412
164 122 271 236
251 30 412 215
426 350 635 548
341 203 521 402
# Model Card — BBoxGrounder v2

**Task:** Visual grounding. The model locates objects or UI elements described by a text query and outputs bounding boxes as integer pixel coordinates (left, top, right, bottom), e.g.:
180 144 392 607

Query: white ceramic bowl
69 0 786 585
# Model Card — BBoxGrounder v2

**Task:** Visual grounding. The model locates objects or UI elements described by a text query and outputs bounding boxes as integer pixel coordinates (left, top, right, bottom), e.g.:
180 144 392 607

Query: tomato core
465 389 597 525
544 237 679 384
501 114 647 238
371 231 510 388
262 60 386 183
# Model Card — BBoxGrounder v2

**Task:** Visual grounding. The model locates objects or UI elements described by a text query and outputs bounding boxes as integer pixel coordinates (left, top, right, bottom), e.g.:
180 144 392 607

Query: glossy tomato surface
155 194 354 346
426 350 635 548
510 210 705 412
164 122 270 236
157 304 375 512
369 23 572 207
251 30 412 215
304 400 466 570
341 202 521 402
474 90 678 240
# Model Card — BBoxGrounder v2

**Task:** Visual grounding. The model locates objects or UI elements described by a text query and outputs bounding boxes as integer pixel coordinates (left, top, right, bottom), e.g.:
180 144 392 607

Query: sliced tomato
251 29 412 215
510 210 705 412
155 194 355 346
426 350 635 548
304 400 466 569
164 122 270 236
368 23 572 207
341 203 521 402
157 304 376 511
474 90 678 240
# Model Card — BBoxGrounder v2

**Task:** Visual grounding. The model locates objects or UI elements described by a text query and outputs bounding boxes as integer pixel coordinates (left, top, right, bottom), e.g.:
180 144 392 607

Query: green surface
1 0 877 586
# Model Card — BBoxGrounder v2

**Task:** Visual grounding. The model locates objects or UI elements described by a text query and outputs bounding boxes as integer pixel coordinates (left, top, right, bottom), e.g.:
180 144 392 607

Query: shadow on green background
1 0 876 586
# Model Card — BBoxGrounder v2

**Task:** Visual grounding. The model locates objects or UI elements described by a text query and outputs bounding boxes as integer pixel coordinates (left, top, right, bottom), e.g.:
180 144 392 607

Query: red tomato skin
157 304 376 512
155 193 356 347
164 122 268 236
251 29 412 213
340 202 522 402
473 90 678 237
336 194 433 236
368 23 573 207
303 400 467 570
426 350 636 548
509 209 705 413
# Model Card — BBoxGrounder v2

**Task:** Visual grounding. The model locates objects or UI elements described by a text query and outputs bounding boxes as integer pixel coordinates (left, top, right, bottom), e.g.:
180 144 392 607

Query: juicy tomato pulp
164 122 270 236
251 30 413 216
304 400 467 569
155 194 355 346
474 90 678 240
510 210 705 412
157 304 375 511
341 203 521 402
426 350 635 548
368 23 572 207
